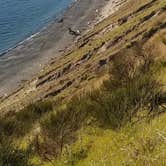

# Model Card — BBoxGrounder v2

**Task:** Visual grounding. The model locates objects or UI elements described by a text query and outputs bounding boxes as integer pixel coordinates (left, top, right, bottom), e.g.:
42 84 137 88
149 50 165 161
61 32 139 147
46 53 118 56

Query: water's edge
0 0 107 97
0 0 75 56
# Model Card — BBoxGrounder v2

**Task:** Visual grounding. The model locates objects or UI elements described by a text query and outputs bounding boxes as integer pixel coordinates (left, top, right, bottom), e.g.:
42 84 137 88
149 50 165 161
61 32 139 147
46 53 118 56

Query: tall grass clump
0 100 53 139
0 142 30 166
0 100 54 165
34 98 91 159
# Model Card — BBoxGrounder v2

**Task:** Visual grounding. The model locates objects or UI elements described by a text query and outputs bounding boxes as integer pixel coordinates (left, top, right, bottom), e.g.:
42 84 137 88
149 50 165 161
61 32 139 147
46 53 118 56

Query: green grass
0 0 166 165
27 43 166 165
59 113 166 166
0 41 164 166
0 142 30 166
0 100 53 140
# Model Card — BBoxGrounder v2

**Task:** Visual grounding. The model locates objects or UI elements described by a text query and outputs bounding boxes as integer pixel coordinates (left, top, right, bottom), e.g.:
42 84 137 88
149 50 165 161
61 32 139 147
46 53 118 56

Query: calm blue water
0 0 73 54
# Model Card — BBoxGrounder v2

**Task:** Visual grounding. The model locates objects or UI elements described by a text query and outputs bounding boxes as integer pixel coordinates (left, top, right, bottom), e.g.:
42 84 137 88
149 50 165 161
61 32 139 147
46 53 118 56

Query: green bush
0 100 53 139
0 143 29 166
38 69 159 160
38 101 88 158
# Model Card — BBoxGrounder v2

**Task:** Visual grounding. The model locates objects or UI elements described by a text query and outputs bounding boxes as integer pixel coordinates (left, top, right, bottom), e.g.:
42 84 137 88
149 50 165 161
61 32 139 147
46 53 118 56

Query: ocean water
0 0 73 54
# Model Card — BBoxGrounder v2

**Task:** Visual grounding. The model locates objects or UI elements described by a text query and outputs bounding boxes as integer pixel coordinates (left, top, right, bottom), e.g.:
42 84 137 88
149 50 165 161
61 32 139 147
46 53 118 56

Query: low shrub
0 100 53 139
0 143 30 166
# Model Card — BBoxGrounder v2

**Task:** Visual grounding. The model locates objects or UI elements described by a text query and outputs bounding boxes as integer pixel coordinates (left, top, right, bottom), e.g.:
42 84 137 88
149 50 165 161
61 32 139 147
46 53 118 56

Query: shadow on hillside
0 43 165 163
0 100 54 141
30 43 166 161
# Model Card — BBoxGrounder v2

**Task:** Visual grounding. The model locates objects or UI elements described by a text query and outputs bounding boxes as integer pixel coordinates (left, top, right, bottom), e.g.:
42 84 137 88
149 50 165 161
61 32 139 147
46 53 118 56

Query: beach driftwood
68 28 81 36
150 93 166 112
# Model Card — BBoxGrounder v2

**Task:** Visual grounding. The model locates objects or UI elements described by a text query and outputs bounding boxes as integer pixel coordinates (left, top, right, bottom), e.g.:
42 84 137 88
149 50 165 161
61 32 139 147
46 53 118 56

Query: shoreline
0 0 76 57
0 0 122 98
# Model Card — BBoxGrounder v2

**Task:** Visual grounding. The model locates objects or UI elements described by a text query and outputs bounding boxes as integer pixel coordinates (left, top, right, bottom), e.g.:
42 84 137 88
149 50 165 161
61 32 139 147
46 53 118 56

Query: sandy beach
0 0 121 97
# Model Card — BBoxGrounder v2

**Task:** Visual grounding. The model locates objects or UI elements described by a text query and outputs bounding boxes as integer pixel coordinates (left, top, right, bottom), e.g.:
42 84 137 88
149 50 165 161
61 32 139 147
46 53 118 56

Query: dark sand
0 0 108 97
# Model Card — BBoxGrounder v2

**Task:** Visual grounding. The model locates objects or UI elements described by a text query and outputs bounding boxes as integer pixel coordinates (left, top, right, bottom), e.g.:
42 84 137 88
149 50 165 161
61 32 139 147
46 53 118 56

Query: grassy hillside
0 0 166 165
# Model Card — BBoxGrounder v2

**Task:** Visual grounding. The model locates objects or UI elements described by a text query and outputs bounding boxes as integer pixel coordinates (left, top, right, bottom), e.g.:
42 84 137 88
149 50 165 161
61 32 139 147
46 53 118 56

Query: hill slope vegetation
0 0 166 165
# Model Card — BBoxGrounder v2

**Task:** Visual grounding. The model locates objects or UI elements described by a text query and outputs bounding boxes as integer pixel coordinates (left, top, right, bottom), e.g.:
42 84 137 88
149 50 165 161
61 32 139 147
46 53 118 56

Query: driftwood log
68 28 81 36
150 93 166 112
